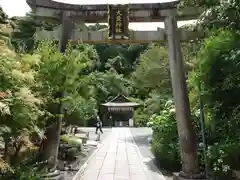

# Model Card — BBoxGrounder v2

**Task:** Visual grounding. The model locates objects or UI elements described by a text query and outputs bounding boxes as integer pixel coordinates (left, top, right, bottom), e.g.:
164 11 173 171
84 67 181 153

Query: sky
0 0 196 30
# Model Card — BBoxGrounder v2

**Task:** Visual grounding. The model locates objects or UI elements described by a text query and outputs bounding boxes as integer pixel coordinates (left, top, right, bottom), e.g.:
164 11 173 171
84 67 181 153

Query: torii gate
27 0 205 179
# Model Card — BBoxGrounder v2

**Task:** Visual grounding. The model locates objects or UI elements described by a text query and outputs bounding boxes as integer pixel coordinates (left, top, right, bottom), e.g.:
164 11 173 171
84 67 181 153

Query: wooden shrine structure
27 0 205 179
102 94 139 127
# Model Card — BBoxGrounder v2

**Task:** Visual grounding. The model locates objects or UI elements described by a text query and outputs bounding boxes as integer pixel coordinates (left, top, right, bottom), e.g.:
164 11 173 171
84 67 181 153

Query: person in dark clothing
95 116 103 134
109 115 113 127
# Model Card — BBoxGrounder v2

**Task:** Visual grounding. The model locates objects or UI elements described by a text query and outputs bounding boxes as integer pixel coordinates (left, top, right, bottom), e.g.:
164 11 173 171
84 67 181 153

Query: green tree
88 69 130 125
199 0 240 31
130 45 172 126
95 44 147 75
11 12 56 52
188 29 240 178
131 44 171 99
0 6 8 23
34 41 98 168
0 39 43 163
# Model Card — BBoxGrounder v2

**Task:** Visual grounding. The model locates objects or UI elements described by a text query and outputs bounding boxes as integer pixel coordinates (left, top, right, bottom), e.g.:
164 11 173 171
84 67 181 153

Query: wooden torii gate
28 0 203 43
27 0 205 179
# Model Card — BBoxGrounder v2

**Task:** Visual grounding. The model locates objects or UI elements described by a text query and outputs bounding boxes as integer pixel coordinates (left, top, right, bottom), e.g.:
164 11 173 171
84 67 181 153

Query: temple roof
102 94 139 107
109 94 131 103
103 102 139 107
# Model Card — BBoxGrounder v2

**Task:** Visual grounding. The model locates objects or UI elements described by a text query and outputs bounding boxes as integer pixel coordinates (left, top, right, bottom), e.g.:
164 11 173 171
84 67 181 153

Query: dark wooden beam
27 0 178 11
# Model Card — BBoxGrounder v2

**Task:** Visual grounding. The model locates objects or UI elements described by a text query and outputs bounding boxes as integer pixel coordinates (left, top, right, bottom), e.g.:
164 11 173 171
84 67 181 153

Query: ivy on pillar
162 9 205 180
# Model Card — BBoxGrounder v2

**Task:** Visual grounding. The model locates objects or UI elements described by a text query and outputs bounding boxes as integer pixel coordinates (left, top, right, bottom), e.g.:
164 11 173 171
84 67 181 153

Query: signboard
108 4 129 40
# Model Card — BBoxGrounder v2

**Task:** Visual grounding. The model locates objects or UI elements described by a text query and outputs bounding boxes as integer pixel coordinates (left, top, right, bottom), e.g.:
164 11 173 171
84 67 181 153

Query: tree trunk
39 115 62 170
3 140 9 162
13 141 23 160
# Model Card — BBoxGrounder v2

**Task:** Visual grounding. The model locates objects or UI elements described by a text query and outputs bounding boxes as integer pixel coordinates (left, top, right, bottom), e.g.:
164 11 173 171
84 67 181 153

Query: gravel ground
59 145 96 180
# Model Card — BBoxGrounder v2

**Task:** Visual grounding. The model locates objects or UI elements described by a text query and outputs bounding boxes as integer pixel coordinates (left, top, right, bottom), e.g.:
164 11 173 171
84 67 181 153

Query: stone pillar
162 9 205 180
59 12 74 53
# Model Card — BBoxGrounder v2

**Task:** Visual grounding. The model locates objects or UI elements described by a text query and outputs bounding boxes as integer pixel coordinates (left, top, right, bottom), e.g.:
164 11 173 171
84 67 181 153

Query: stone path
79 128 157 180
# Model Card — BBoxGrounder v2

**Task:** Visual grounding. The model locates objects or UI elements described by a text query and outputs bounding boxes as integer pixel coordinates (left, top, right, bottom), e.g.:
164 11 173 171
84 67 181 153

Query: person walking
95 116 103 134
109 115 113 127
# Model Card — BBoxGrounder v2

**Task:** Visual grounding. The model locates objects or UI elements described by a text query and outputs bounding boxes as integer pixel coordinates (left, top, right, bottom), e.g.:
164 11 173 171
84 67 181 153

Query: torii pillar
162 9 205 180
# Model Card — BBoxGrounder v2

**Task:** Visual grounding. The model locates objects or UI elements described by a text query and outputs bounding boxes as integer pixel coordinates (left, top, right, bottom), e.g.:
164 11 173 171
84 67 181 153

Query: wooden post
162 9 205 179
39 11 74 178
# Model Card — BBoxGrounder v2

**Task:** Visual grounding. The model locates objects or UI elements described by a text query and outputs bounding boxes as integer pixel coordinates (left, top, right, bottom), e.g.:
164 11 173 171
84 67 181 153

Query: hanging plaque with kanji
108 4 129 40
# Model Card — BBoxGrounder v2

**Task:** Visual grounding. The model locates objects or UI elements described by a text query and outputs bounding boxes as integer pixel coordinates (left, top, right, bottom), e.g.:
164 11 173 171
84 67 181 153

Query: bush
59 135 82 161
0 158 13 177
134 94 169 127
149 100 204 172
1 155 47 180
206 141 240 179
134 108 149 127
60 135 82 151
150 100 181 171
4 165 47 180
151 136 181 171
188 30 240 179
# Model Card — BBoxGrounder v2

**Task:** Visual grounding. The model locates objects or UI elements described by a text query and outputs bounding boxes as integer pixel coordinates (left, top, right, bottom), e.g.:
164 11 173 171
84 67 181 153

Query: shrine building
102 94 139 127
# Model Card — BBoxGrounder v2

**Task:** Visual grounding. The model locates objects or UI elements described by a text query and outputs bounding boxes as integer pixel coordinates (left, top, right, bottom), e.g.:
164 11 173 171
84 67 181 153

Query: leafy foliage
35 41 98 124
1 153 47 180
2 2 240 180
188 29 240 178
131 45 171 98
131 45 172 126
0 38 43 158
60 135 81 150
0 10 100 176
0 6 8 23
149 100 181 171
199 0 240 31
59 135 82 161
95 44 147 74
133 93 169 127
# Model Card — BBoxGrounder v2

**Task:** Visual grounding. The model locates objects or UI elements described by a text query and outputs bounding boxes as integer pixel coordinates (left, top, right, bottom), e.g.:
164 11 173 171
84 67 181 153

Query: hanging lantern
108 4 129 40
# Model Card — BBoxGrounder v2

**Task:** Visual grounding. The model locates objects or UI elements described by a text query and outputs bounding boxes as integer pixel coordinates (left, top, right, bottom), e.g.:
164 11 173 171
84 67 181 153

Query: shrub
206 141 240 179
0 158 12 177
188 30 240 178
150 100 181 171
134 94 169 127
134 108 149 127
150 100 203 172
59 135 82 161
5 165 47 180
60 135 82 151
1 155 47 180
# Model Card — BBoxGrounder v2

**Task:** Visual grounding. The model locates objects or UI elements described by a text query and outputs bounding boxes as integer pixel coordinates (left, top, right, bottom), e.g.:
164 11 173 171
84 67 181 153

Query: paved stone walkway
79 128 152 180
